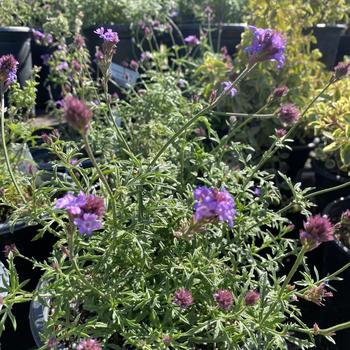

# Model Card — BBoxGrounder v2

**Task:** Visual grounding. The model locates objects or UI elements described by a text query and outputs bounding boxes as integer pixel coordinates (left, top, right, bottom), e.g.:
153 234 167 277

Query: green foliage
309 78 350 170
177 0 247 23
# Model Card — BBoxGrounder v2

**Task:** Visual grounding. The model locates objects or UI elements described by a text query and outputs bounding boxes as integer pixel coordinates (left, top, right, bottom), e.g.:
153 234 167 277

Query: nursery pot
0 222 56 349
311 24 346 69
0 27 32 86
335 34 350 65
31 41 56 112
321 196 350 350
204 23 247 55
312 158 350 210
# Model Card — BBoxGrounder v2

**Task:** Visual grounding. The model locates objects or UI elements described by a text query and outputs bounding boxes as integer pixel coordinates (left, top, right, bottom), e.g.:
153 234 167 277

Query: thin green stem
83 133 117 225
0 85 26 202
243 79 334 188
278 178 350 215
148 64 256 169
318 320 350 336
260 247 306 324
213 111 275 118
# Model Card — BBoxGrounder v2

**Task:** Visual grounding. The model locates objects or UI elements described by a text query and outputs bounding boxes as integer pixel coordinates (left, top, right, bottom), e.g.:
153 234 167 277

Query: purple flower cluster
245 26 286 68
55 192 105 235
77 338 102 350
334 60 350 80
300 214 334 251
221 81 238 97
244 290 260 305
278 103 300 124
193 187 236 227
174 288 193 309
0 54 18 87
184 35 200 46
63 96 93 134
273 85 289 98
213 289 233 310
94 27 119 44
32 29 53 45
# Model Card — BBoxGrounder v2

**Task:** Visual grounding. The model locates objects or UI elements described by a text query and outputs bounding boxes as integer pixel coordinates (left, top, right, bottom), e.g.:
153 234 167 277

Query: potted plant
1 22 350 350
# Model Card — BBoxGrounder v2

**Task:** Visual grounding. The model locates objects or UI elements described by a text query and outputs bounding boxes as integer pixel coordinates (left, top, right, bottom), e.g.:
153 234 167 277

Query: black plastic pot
0 27 32 86
31 41 55 112
204 23 246 54
0 222 56 350
312 159 350 210
312 24 346 70
320 196 350 350
335 34 350 65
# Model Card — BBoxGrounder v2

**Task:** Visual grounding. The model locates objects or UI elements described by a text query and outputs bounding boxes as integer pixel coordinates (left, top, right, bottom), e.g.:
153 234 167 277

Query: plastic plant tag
110 62 139 88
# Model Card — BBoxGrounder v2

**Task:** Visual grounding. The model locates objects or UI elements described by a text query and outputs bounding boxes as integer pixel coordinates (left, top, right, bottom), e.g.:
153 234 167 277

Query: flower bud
63 96 92 134
244 290 260 305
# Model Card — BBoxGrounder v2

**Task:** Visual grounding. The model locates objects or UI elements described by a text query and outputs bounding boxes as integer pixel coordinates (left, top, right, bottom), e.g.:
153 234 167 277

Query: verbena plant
2 18 350 350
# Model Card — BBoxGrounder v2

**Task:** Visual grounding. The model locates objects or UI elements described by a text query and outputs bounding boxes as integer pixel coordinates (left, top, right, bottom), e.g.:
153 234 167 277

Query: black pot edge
312 158 350 183
323 195 350 257
0 26 31 32
0 220 29 236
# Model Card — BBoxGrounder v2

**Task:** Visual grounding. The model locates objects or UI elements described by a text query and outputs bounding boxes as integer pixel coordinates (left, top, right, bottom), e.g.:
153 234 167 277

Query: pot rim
0 26 31 32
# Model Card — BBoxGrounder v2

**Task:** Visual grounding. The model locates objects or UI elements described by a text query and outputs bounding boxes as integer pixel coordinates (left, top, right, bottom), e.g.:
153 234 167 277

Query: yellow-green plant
309 77 350 170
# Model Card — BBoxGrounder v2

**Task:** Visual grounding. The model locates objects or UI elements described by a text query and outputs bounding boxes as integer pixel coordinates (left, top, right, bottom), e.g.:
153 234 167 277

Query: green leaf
340 144 350 166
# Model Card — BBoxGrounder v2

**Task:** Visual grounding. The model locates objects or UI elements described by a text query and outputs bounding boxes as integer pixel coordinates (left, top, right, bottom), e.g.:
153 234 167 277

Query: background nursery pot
321 196 350 350
0 27 32 86
311 24 346 69
0 223 56 350
311 158 350 210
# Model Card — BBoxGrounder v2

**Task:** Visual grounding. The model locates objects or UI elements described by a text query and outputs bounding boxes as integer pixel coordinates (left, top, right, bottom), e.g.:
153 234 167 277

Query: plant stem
83 133 117 225
260 247 306 324
213 111 275 118
278 178 350 215
148 64 256 169
243 79 334 188
0 85 26 202
318 321 350 336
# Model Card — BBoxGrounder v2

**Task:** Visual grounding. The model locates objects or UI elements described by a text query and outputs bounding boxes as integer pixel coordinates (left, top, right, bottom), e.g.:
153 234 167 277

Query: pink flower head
81 194 106 219
162 335 172 345
300 214 334 251
129 59 139 71
94 27 119 44
305 283 333 306
193 187 236 227
275 128 287 137
63 96 92 134
244 290 260 306
184 35 200 46
273 85 289 98
213 289 233 310
77 338 102 350
174 288 193 309
278 103 300 124
245 26 286 68
0 54 18 86
334 60 350 80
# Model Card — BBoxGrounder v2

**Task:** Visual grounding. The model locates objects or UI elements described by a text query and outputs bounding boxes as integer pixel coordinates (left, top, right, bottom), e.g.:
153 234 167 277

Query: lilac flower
174 288 193 309
300 214 334 251
72 59 81 71
74 213 102 235
55 192 86 216
305 283 333 306
178 79 187 88
77 338 102 350
140 51 152 62
193 187 236 227
46 33 53 45
275 128 287 137
245 26 286 68
221 81 237 97
184 35 200 46
94 27 119 44
273 85 289 98
40 54 51 65
213 289 233 310
57 61 69 71
278 103 300 124
82 194 106 219
32 29 45 41
0 54 18 86
334 60 350 80
253 187 261 197
244 290 260 305
63 96 93 134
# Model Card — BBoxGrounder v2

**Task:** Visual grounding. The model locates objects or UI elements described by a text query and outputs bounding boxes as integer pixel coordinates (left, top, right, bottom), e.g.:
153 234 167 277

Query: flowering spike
0 54 18 87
